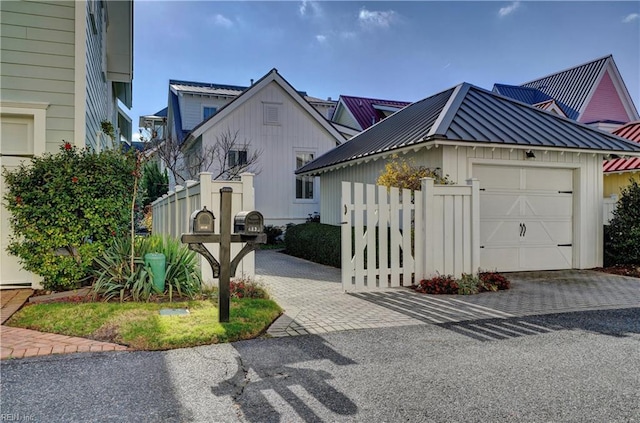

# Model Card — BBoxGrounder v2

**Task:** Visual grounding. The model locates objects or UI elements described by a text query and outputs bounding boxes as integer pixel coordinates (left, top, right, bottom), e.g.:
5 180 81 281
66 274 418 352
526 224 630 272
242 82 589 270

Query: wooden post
218 187 233 322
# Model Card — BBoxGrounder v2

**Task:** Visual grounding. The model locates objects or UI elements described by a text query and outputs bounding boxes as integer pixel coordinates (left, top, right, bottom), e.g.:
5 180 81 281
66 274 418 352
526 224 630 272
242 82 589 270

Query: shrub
413 272 511 295
604 179 640 266
92 235 201 301
479 271 511 291
2 143 136 291
284 222 341 267
263 225 283 245
229 277 269 299
377 155 452 190
414 275 459 295
141 161 168 207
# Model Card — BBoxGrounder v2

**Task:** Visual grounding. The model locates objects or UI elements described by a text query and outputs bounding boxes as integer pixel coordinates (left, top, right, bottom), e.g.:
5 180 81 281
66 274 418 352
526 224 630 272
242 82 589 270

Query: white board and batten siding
198 80 340 225
152 173 256 287
341 179 479 292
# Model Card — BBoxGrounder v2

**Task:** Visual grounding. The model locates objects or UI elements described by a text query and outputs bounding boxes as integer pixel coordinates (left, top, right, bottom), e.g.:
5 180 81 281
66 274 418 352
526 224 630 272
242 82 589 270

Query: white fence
341 178 479 292
152 172 255 286
603 195 618 225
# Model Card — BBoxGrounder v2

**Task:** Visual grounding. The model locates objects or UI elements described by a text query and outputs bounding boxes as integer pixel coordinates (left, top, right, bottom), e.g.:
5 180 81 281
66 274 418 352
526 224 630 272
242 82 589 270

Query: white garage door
1 115 37 288
475 165 573 272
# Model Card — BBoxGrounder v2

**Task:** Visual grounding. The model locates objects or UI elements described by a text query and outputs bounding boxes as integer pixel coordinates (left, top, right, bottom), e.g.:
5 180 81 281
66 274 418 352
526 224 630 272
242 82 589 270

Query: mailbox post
181 187 266 323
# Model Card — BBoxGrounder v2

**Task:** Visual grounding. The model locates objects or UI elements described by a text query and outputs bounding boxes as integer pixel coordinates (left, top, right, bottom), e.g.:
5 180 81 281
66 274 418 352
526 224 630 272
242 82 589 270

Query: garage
475 165 573 272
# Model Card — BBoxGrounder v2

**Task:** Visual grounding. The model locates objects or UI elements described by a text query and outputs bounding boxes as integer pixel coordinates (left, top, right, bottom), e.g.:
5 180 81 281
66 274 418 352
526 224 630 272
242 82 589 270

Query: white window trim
294 150 318 203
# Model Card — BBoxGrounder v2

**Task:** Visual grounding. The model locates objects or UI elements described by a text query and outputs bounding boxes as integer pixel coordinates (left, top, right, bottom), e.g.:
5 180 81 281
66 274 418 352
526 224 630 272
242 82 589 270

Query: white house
0 0 134 288
297 83 640 274
182 69 346 226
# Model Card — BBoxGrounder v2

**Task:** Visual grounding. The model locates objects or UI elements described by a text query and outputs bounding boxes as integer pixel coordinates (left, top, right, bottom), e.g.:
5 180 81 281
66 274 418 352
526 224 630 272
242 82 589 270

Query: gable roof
297 83 640 175
494 55 639 122
334 95 411 130
603 121 640 173
185 69 345 145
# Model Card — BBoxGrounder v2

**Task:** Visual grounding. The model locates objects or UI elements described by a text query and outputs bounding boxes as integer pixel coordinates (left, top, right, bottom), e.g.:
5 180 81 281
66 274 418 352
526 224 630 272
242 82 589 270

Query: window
203 107 217 120
228 150 248 167
295 152 315 199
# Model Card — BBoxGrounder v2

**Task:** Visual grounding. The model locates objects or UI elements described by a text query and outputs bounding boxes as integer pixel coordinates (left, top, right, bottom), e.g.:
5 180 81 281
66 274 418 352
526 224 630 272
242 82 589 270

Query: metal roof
297 83 640 175
603 121 640 173
519 55 610 120
338 95 411 130
492 84 552 105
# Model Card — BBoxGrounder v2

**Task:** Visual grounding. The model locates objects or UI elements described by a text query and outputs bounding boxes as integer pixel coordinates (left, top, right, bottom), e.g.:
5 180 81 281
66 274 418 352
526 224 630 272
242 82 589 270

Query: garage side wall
441 145 604 269
320 148 443 225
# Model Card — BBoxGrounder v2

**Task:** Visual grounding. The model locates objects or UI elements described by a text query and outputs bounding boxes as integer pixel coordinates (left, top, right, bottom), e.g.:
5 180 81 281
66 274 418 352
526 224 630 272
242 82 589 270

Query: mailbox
234 211 264 235
191 206 216 233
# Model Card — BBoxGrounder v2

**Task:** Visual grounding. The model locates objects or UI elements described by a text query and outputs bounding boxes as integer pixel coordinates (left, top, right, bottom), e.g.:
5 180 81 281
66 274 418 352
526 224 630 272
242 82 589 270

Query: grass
7 298 282 350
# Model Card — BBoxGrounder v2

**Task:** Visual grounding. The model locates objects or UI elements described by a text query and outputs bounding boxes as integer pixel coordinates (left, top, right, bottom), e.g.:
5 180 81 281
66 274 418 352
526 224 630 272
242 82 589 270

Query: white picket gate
341 178 480 292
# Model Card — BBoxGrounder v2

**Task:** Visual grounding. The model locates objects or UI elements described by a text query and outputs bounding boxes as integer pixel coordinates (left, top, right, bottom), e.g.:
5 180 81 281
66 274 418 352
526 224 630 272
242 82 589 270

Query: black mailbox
191 206 216 233
234 211 264 235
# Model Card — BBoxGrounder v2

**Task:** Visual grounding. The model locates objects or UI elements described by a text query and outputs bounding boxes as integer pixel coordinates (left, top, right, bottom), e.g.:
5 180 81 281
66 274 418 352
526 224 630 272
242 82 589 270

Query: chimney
250 79 254 85
327 97 332 101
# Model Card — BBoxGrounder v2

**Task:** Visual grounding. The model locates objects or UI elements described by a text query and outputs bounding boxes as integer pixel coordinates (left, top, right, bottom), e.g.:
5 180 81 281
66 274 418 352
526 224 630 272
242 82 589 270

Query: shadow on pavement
440 307 640 342
212 335 357 422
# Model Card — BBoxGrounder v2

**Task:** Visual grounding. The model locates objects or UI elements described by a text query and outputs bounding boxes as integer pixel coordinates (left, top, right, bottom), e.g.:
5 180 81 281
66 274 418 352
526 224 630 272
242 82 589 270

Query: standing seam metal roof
296 83 640 175
339 95 411 130
519 56 610 120
603 121 640 173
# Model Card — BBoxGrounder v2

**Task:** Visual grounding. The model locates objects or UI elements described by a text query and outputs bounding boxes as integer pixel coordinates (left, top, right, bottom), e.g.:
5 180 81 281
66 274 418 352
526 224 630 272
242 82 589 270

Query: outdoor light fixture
525 150 536 159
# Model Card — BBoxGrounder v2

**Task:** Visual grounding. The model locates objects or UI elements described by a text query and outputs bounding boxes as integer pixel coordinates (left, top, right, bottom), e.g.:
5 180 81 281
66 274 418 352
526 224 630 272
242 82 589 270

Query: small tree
377 155 452 190
141 161 169 206
152 128 260 185
2 143 137 290
604 179 640 266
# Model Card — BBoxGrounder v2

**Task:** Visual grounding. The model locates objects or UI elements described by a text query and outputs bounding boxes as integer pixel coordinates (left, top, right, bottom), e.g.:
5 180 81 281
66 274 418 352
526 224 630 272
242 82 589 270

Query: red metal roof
339 95 410 130
603 121 640 172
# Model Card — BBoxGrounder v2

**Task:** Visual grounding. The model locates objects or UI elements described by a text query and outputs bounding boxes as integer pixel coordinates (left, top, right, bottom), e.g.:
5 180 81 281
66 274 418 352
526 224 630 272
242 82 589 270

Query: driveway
257 250 640 337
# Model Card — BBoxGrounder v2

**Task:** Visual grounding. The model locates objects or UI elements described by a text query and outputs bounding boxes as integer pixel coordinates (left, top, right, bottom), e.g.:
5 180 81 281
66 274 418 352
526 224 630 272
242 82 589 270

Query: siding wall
320 148 443 225
180 95 235 131
604 171 639 197
198 81 340 225
0 0 76 153
84 0 111 151
580 70 630 124
332 107 359 130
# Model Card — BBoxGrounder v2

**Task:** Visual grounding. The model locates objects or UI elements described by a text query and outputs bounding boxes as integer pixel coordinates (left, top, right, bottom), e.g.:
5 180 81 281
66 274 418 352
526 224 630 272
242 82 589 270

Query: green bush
605 179 640 266
2 143 136 291
91 235 201 302
230 277 269 299
141 161 168 206
284 223 341 267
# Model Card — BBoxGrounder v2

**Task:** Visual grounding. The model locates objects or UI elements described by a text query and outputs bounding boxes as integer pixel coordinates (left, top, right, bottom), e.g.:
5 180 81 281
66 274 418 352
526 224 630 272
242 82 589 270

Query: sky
130 1 640 140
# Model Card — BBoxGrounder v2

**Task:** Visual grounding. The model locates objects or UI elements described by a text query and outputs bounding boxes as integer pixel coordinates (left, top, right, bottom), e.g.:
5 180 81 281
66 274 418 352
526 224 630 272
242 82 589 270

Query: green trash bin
144 253 166 293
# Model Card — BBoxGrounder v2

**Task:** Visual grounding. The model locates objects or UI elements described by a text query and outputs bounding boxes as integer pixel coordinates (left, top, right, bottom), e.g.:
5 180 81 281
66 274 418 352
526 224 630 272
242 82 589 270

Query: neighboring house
0 0 134 288
493 55 639 133
164 78 336 146
603 121 640 197
296 82 640 273
331 95 410 132
181 69 345 226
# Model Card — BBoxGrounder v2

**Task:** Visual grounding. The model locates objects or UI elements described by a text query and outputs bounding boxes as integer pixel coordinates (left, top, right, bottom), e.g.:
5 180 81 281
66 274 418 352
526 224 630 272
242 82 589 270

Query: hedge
284 223 341 268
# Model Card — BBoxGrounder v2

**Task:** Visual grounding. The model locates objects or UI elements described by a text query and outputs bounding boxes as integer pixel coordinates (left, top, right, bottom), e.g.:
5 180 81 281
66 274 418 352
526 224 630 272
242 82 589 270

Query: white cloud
316 34 327 43
622 13 639 23
340 31 357 40
299 0 322 18
498 1 520 18
210 14 233 28
358 7 397 29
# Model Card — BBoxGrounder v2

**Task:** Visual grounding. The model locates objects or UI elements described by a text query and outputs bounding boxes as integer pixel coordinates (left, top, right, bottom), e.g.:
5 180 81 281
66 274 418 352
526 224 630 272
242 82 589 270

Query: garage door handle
523 223 526 237
519 223 524 237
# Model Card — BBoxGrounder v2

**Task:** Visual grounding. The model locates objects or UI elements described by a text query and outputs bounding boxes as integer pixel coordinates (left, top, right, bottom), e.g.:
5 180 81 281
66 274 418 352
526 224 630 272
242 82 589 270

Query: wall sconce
525 150 536 159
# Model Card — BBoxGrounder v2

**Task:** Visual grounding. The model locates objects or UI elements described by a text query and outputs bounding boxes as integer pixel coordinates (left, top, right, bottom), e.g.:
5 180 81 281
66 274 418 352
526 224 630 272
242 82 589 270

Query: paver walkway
257 250 640 337
0 289 128 360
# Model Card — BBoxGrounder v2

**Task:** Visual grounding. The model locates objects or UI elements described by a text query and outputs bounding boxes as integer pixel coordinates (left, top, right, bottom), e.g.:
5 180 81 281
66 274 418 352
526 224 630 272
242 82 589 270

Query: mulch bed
593 265 640 278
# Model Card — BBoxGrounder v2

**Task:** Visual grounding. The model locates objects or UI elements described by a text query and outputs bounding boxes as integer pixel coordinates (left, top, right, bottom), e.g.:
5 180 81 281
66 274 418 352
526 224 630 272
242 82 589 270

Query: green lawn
7 298 281 350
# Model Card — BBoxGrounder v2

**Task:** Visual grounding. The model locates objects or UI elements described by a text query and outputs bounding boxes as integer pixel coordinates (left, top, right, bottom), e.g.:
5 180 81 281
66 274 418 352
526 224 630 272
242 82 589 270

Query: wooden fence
341 178 479 292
